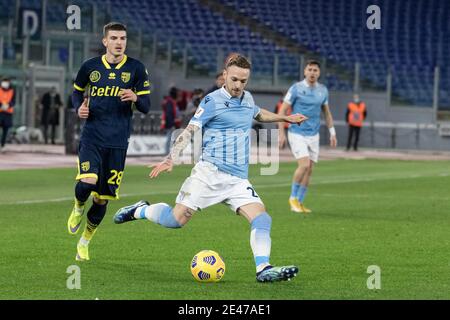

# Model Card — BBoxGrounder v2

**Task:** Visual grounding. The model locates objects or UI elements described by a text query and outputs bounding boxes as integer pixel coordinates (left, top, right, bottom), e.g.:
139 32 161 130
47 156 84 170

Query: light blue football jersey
189 87 261 179
284 79 329 136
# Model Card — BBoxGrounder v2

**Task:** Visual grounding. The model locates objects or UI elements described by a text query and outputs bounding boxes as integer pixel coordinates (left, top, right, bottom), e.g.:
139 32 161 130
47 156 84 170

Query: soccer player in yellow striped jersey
67 22 151 261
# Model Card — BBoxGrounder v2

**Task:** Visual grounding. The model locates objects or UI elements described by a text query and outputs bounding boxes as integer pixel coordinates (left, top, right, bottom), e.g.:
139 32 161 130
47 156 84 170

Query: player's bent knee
93 197 108 206
297 158 310 170
298 163 310 171
238 203 267 223
80 177 97 185
173 204 195 226
76 180 97 192
75 180 97 202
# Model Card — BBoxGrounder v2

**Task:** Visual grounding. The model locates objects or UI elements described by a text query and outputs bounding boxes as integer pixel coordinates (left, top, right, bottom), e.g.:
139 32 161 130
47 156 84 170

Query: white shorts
287 131 320 162
176 161 264 212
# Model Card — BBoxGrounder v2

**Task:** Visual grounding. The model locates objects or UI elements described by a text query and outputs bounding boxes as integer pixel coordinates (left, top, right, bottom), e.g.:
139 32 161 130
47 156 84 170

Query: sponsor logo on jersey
89 71 101 83
90 85 123 97
194 107 204 118
81 161 90 172
121 72 131 83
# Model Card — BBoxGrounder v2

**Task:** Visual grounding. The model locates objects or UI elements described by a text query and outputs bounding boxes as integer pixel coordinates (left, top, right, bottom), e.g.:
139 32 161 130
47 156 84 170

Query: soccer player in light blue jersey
278 60 337 214
114 54 307 282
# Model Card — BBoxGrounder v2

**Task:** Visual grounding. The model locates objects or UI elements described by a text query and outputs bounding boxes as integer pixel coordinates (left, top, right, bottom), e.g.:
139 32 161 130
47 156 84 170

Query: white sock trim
256 263 271 273
79 237 89 246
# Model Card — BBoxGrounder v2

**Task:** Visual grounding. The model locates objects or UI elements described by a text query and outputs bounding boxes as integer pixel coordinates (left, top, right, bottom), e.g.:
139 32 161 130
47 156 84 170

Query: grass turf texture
0 159 449 299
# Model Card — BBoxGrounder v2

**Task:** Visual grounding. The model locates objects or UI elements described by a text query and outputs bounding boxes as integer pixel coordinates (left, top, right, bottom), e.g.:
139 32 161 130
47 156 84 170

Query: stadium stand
0 0 447 106
1 0 353 90
221 0 449 107
105 0 354 89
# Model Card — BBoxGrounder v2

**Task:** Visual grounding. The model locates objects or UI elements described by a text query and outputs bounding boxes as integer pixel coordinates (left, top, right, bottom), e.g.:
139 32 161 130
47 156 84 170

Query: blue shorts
76 142 127 200
0 113 13 128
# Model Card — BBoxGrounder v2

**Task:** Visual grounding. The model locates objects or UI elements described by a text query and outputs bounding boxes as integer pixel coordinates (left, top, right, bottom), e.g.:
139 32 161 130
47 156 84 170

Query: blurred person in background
40 87 63 144
161 86 182 153
345 93 367 151
205 71 225 95
176 89 190 112
183 88 204 127
0 77 15 152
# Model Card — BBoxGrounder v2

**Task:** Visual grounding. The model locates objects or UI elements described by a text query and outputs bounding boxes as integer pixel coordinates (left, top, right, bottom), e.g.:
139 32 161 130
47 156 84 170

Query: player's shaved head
103 22 127 38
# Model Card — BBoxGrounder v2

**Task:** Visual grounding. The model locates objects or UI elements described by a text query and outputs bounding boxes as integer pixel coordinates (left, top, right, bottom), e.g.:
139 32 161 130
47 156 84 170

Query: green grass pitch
0 159 449 299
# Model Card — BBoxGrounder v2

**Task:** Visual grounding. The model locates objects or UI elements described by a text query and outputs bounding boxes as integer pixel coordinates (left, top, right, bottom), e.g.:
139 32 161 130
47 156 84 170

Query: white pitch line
1 191 179 206
317 193 450 201
2 172 448 206
255 172 448 188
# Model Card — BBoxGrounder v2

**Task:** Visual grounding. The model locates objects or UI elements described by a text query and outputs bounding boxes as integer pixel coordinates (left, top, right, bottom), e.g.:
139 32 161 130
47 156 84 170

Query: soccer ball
190 250 225 282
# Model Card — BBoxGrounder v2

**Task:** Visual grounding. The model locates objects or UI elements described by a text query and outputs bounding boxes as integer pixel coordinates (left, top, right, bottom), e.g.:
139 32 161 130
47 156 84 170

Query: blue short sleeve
253 105 261 118
323 87 329 105
189 95 216 128
283 84 297 105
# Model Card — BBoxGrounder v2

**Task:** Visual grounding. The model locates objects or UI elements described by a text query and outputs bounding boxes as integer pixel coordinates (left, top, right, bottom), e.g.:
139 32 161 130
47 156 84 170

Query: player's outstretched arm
149 124 200 178
276 101 290 149
321 104 337 147
256 106 307 149
255 107 307 124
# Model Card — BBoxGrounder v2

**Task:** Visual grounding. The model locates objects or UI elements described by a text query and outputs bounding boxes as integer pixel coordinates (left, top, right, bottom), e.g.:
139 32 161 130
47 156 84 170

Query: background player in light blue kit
114 54 307 282
278 60 337 214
